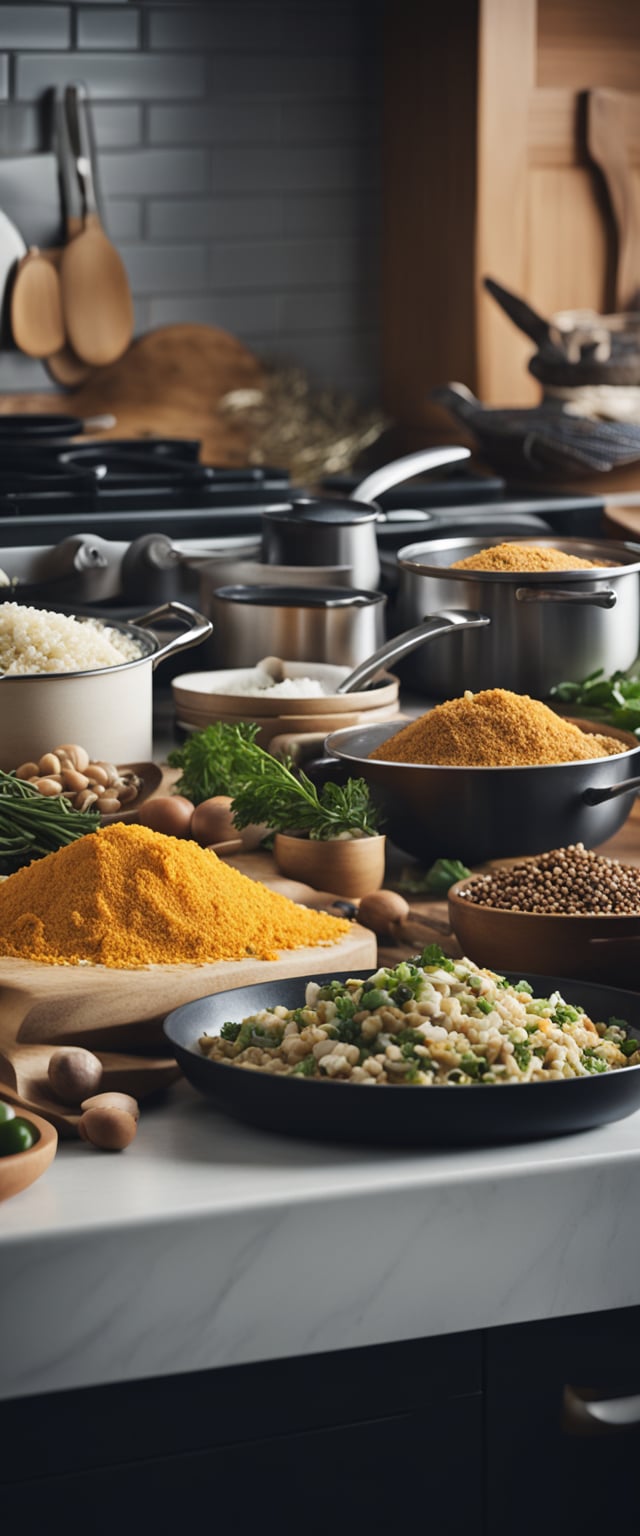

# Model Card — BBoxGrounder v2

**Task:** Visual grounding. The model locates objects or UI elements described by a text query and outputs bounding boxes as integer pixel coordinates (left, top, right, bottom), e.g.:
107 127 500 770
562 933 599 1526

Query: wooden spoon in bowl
60 84 134 368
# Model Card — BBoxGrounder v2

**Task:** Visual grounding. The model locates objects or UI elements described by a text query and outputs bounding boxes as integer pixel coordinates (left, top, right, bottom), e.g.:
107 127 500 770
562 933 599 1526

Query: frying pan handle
354 446 471 505
336 609 491 694
583 776 640 806
135 601 213 668
515 586 617 610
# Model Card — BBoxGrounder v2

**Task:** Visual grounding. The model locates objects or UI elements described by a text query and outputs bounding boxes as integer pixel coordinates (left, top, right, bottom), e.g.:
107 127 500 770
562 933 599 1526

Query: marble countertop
3 1076 640 1401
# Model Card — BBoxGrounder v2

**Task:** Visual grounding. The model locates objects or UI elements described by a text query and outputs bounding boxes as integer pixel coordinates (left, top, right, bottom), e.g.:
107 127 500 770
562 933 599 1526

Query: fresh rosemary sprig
170 722 382 840
0 769 99 874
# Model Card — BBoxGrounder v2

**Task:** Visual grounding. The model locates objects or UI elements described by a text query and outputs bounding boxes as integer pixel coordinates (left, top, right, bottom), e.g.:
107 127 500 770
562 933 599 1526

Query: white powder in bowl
0 602 143 676
213 669 328 698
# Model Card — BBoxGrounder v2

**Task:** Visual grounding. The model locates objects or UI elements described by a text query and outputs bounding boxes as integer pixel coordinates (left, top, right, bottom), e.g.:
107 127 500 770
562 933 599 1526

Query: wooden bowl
274 832 386 898
448 876 640 985
99 761 163 824
0 1107 58 1203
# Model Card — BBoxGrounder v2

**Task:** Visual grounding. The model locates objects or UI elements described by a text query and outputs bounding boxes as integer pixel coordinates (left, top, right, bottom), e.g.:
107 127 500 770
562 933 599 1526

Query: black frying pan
163 970 640 1148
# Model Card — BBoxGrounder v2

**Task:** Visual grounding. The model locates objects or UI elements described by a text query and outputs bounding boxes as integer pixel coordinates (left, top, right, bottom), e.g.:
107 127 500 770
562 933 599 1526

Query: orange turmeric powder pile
0 822 350 968
369 689 624 768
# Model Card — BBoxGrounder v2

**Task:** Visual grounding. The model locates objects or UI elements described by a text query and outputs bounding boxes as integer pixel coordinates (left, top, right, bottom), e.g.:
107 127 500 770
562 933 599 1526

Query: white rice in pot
0 602 143 676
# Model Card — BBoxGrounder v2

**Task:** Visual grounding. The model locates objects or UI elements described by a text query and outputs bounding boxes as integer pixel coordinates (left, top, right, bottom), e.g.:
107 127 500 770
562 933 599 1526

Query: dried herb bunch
219 364 388 484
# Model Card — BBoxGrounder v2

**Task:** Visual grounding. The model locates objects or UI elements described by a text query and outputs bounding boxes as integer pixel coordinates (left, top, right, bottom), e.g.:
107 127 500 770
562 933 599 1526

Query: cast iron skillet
163 970 640 1148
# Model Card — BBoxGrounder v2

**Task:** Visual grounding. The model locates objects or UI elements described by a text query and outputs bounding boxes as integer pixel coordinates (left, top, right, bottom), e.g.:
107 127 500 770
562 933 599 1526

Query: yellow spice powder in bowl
368 689 624 768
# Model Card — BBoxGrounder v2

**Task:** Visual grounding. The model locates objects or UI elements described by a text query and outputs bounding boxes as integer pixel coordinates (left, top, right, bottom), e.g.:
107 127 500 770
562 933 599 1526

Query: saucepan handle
336 609 491 694
135 601 213 668
583 775 640 806
354 446 471 505
515 586 617 610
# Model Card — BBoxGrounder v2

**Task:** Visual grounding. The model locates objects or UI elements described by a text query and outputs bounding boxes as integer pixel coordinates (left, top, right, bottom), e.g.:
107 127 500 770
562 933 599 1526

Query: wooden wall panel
475 0 537 403
538 0 640 90
382 0 640 434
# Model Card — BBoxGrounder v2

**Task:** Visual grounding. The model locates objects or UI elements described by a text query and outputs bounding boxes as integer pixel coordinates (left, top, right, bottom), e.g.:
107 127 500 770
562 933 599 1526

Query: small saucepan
261 446 471 588
0 601 212 769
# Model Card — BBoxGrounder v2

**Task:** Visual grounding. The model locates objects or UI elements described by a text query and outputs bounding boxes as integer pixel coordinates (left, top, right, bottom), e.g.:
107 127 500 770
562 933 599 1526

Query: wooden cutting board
0 323 264 465
0 922 376 1136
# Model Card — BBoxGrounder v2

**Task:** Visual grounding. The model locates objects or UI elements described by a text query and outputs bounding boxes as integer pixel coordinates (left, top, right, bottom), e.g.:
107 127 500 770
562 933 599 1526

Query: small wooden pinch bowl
274 831 386 898
0 1108 58 1204
448 875 640 986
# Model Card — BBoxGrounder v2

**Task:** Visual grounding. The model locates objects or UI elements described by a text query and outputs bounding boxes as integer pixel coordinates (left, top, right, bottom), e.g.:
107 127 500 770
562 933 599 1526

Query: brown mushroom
48 1046 103 1105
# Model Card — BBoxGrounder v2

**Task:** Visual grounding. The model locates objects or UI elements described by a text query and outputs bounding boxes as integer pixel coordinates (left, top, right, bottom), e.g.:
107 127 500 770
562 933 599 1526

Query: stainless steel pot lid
396 535 640 579
264 497 379 526
212 584 385 607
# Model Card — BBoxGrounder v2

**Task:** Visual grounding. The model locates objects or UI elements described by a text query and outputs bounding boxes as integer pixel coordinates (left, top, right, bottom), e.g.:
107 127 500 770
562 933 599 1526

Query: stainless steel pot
327 718 640 864
0 601 212 769
395 536 640 696
262 446 471 588
208 585 386 668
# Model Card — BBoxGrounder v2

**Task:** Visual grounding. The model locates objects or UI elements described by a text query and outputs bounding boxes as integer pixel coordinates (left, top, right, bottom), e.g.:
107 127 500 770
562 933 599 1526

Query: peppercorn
457 844 640 917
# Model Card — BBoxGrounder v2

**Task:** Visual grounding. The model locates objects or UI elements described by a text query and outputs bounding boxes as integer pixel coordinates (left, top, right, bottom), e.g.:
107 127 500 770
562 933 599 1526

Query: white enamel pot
0 601 211 770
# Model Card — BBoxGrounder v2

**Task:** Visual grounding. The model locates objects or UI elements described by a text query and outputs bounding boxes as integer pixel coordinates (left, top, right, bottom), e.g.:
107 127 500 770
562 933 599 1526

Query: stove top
0 435 291 544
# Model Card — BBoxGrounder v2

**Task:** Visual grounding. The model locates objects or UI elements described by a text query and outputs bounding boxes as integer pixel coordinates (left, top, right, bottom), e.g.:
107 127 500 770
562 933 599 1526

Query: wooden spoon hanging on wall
10 246 66 358
60 83 134 368
46 86 95 387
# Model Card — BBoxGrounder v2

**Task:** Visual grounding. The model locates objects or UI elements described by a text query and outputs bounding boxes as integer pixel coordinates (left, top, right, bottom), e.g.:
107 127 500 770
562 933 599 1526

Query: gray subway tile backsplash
91 101 142 147
146 196 283 242
15 51 206 99
121 240 208 294
1 0 383 401
0 7 71 49
208 238 362 291
147 99 281 147
100 146 209 196
148 292 280 335
106 196 143 241
210 142 375 195
76 7 141 50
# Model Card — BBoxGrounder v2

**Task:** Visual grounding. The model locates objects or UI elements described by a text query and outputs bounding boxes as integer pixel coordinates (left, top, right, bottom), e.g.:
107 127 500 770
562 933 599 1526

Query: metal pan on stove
164 971 640 1148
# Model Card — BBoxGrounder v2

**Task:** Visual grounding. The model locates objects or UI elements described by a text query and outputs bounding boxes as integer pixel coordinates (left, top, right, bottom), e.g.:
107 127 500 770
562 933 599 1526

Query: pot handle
353 446 471 505
583 775 640 806
336 609 491 694
515 586 617 610
134 601 213 668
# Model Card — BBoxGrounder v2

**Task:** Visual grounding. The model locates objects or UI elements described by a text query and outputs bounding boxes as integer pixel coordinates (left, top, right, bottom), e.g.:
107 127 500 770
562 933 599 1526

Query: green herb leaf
396 857 471 896
418 943 455 972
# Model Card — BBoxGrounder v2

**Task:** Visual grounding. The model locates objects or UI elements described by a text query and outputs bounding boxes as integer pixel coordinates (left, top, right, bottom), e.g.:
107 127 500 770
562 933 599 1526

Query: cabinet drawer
3 1393 482 1536
487 1305 640 1536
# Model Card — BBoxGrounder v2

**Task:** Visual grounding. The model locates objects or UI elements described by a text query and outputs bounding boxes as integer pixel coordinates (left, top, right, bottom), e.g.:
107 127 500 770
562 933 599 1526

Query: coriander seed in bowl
448 845 640 984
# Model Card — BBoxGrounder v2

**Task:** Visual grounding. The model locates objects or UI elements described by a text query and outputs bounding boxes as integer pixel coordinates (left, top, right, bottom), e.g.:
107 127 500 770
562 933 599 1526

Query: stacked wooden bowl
172 661 401 748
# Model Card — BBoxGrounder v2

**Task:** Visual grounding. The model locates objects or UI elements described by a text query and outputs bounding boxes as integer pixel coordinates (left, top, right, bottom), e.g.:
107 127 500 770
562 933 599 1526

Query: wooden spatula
587 89 640 312
60 83 134 367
